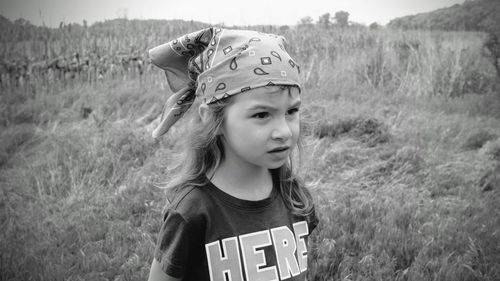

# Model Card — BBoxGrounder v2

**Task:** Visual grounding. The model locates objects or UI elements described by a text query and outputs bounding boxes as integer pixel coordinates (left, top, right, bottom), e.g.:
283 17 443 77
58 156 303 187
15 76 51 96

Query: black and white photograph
1 0 499 280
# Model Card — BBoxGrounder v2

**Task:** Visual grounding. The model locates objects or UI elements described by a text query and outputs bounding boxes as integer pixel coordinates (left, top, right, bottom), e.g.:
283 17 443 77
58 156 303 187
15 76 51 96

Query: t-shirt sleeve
154 209 194 278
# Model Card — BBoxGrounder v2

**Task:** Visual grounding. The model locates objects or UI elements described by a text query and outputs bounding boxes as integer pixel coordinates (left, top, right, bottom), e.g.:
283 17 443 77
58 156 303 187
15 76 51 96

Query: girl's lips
268 146 290 153
268 148 290 160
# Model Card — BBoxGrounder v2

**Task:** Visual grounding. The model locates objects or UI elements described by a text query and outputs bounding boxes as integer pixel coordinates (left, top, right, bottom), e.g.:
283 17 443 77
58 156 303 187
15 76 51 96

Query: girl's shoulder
163 183 215 221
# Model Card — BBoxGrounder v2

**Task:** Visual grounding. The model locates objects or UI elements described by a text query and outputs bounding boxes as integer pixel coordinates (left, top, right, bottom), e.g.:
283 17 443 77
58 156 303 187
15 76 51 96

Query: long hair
166 85 314 217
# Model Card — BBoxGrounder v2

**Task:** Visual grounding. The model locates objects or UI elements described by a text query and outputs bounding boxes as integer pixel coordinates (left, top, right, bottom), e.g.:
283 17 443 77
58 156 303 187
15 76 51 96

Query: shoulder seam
172 185 197 210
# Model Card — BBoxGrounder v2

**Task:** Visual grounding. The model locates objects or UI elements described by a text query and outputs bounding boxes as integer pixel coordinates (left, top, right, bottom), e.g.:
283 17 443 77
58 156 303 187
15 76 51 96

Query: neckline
205 172 279 210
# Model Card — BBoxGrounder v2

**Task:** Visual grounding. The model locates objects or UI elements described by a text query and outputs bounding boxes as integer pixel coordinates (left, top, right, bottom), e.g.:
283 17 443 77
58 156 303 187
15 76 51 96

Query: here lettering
205 221 309 281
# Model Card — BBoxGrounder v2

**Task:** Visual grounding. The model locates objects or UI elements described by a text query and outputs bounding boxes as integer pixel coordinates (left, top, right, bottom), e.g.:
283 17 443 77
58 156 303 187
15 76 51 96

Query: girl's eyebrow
247 104 277 111
246 99 301 111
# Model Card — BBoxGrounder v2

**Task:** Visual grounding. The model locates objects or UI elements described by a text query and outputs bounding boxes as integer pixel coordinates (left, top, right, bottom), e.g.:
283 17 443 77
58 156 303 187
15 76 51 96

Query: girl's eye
287 107 300 115
252 112 269 119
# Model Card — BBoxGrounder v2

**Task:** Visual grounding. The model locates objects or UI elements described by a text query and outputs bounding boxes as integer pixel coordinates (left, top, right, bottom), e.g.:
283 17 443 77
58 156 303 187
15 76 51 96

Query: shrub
0 124 36 167
462 130 498 150
314 117 391 147
479 163 500 192
480 137 500 161
372 146 424 178
482 32 500 80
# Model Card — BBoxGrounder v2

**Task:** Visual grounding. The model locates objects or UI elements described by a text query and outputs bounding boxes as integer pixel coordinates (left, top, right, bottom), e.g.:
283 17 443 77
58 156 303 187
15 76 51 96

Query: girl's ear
198 103 210 124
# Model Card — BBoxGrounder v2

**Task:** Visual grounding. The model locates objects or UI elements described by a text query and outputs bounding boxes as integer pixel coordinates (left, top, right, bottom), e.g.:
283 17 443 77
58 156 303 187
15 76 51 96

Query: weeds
313 116 391 147
462 130 498 150
480 138 500 161
1 25 500 281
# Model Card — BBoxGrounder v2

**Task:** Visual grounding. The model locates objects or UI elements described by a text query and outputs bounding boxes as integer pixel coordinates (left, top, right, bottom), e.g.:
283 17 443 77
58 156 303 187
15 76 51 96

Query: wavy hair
165 85 313 217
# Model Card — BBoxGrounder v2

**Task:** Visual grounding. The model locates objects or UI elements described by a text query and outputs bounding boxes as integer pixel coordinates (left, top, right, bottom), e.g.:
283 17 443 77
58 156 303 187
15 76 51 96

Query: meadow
1 22 500 280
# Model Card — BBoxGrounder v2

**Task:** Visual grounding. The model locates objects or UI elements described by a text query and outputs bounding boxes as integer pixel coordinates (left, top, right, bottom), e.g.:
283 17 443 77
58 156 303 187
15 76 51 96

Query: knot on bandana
148 27 302 138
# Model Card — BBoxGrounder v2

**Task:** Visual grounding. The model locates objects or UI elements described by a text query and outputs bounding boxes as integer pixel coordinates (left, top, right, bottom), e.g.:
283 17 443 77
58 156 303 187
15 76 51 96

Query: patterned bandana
148 27 302 138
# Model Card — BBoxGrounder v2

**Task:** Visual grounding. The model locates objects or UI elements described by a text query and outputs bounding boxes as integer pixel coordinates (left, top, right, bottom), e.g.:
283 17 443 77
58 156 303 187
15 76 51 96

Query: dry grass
1 26 500 280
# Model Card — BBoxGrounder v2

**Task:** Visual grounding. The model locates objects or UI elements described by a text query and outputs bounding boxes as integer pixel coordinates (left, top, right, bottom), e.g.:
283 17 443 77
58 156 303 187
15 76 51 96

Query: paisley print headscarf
148 27 302 138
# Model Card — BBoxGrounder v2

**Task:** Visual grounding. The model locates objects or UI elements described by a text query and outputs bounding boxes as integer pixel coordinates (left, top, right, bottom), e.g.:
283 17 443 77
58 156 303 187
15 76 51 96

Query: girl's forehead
233 86 300 105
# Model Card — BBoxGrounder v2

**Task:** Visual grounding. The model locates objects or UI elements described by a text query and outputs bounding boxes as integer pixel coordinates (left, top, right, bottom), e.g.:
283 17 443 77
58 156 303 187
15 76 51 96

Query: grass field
1 26 500 280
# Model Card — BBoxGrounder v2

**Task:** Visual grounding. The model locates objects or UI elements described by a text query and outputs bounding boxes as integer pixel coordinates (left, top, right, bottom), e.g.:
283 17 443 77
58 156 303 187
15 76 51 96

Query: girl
147 27 318 281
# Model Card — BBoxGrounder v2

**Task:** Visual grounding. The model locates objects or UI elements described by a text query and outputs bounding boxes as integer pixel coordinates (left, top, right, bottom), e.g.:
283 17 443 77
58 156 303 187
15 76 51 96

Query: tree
369 22 380 30
334 11 350 27
483 33 500 80
14 18 31 26
480 14 500 81
318 13 331 29
298 16 314 26
279 25 290 33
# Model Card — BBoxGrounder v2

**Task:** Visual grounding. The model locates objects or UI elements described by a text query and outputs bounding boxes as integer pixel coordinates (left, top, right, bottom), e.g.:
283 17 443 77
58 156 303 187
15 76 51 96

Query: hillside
388 0 500 32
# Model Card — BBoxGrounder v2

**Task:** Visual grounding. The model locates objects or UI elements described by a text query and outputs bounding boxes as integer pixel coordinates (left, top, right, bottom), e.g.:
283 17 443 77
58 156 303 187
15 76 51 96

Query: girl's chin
263 159 288 169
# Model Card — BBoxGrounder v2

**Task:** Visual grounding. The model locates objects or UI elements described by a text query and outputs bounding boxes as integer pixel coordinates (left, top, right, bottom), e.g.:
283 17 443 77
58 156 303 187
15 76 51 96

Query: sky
0 0 465 28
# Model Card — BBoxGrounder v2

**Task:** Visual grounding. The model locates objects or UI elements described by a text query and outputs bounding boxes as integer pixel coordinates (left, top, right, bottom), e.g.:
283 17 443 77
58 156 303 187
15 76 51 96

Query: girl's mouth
268 146 290 153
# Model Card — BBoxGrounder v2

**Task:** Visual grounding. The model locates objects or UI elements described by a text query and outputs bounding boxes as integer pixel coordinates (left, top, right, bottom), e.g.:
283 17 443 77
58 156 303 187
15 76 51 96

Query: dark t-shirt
154 176 318 281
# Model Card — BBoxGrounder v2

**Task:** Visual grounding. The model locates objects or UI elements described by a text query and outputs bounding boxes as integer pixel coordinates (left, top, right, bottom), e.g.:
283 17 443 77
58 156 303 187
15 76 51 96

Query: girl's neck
209 159 273 201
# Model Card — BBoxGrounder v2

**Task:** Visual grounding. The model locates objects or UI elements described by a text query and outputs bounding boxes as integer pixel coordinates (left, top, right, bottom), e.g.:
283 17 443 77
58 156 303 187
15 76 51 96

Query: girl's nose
271 117 293 141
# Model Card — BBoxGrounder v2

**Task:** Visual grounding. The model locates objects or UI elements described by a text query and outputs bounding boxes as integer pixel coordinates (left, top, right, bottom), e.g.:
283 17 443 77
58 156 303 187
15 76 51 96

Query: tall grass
1 24 499 280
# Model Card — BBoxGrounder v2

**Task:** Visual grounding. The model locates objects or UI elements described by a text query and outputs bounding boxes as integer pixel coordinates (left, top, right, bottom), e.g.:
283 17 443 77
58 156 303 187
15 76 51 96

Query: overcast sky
1 0 464 27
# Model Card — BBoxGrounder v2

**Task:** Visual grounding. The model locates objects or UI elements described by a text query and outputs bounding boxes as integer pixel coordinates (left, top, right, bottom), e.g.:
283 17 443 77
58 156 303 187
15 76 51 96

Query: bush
483 32 500 80
479 163 500 192
0 124 37 167
462 130 498 150
314 117 391 147
480 138 500 161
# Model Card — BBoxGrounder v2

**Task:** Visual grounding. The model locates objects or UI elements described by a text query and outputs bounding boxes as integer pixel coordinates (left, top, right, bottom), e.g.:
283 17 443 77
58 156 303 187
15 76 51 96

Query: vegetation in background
387 0 500 31
387 0 500 81
1 8 500 281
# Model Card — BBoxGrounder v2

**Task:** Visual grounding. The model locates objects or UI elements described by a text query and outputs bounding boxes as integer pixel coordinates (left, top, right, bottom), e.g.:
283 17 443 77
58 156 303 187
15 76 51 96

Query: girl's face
220 86 301 171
